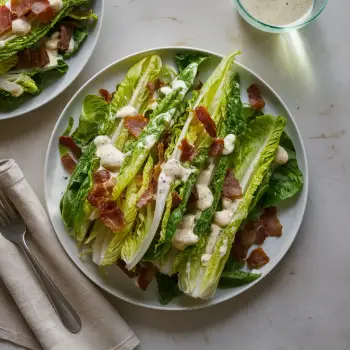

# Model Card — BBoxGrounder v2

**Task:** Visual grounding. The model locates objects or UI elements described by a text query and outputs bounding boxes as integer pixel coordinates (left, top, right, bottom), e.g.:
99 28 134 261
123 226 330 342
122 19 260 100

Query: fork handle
18 239 82 333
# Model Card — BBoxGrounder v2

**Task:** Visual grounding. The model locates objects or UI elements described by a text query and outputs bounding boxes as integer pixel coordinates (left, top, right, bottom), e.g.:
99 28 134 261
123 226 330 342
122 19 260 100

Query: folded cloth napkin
0 159 139 350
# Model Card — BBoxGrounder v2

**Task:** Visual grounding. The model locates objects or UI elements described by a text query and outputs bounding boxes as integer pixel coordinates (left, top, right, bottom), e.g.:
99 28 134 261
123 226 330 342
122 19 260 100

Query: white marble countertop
1 0 349 349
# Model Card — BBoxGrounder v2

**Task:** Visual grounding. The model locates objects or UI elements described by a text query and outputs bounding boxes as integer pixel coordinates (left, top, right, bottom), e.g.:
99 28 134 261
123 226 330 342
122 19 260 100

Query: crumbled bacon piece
179 138 197 162
136 184 154 209
117 260 138 278
0 6 11 35
147 78 162 96
247 247 270 269
93 169 111 184
10 0 31 17
209 138 224 156
99 200 125 232
16 47 49 69
99 89 113 104
31 0 54 23
59 136 82 159
230 231 247 263
171 191 182 209
124 115 149 138
260 207 283 237
137 262 156 291
241 221 259 249
194 106 217 138
57 24 74 52
60 154 76 174
247 84 265 110
222 169 242 200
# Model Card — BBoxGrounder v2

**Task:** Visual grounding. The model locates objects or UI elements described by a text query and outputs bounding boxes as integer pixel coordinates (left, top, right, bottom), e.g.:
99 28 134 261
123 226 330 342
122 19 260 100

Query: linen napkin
0 159 139 350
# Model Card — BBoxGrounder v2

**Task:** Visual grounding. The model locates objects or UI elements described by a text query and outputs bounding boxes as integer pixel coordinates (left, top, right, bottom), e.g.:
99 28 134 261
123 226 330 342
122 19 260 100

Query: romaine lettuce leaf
0 73 39 96
156 272 182 305
178 115 286 299
71 94 111 147
174 52 208 72
0 55 18 75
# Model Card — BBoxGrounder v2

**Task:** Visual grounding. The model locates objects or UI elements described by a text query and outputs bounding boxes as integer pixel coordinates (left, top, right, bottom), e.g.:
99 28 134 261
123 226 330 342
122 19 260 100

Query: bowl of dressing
234 0 328 33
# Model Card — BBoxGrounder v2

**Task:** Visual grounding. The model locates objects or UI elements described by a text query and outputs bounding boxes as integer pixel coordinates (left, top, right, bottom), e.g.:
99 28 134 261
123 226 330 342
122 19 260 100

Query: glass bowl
234 0 328 33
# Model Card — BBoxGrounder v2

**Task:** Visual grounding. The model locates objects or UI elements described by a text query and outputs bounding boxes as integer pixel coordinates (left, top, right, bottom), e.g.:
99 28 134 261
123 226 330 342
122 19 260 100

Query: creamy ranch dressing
241 0 314 26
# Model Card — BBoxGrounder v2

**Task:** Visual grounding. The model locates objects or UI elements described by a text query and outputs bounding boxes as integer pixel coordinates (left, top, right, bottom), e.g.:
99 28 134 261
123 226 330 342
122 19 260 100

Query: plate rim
0 0 105 120
44 46 309 311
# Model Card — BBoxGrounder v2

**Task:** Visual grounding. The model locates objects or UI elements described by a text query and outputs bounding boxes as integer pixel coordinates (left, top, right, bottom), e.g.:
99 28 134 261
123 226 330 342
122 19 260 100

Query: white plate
45 47 308 310
0 0 104 120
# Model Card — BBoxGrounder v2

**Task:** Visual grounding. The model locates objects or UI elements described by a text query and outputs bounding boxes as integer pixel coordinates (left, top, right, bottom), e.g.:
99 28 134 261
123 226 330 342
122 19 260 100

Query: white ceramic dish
0 0 104 120
45 47 308 310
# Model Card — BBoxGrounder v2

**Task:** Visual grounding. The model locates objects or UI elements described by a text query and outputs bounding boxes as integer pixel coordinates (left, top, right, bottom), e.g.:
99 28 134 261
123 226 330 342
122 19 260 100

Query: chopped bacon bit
230 231 247 263
255 225 269 245
137 262 156 291
209 138 224 156
31 0 54 23
222 169 242 200
247 84 265 110
0 6 11 35
241 221 259 249
260 207 283 237
147 78 162 96
247 247 270 269
171 191 182 209
117 260 138 278
194 80 203 91
59 136 82 159
99 89 113 103
179 138 197 162
58 24 74 52
16 47 49 69
93 169 111 184
124 115 149 138
99 201 125 232
10 0 31 17
61 154 76 174
136 185 154 209
194 106 217 138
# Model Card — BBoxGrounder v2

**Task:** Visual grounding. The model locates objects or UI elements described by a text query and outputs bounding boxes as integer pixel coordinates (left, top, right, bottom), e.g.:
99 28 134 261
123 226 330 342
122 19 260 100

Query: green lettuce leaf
219 256 260 288
178 115 286 299
0 55 18 75
156 272 182 305
174 52 208 72
0 73 39 97
71 95 111 147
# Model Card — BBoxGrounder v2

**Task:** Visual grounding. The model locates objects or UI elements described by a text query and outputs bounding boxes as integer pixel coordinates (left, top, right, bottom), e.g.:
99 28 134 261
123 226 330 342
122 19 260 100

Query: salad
0 0 97 110
58 52 303 304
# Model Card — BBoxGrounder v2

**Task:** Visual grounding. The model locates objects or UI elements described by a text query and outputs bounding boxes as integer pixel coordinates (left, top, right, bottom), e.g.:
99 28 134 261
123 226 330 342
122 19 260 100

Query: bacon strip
209 138 224 156
58 24 74 52
260 207 283 237
179 138 197 162
137 262 156 291
0 6 11 35
16 47 49 69
59 136 82 159
11 0 31 18
124 115 149 138
247 84 265 110
171 191 182 209
61 154 76 174
222 169 242 200
31 0 54 23
247 247 270 269
99 201 125 232
194 106 217 138
99 89 112 104
147 78 162 97
93 169 111 184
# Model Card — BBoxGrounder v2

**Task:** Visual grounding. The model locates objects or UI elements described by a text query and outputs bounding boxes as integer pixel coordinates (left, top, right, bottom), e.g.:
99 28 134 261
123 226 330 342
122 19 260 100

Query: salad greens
0 0 97 110
59 51 304 303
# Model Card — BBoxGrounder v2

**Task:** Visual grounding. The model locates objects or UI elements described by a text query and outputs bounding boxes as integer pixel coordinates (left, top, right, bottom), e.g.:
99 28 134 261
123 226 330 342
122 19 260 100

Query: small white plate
0 0 104 120
45 47 308 310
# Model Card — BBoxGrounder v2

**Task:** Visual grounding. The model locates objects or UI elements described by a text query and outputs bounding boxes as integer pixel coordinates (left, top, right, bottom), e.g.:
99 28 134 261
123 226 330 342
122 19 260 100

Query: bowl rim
234 0 328 31
44 46 309 311
0 0 105 120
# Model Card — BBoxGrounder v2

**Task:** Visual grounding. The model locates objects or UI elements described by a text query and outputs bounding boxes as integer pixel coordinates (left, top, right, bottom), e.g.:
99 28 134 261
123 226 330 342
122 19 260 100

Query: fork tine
0 191 17 224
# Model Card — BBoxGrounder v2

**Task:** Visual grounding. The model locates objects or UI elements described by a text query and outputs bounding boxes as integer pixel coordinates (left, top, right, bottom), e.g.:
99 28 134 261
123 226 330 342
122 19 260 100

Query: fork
0 191 82 333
